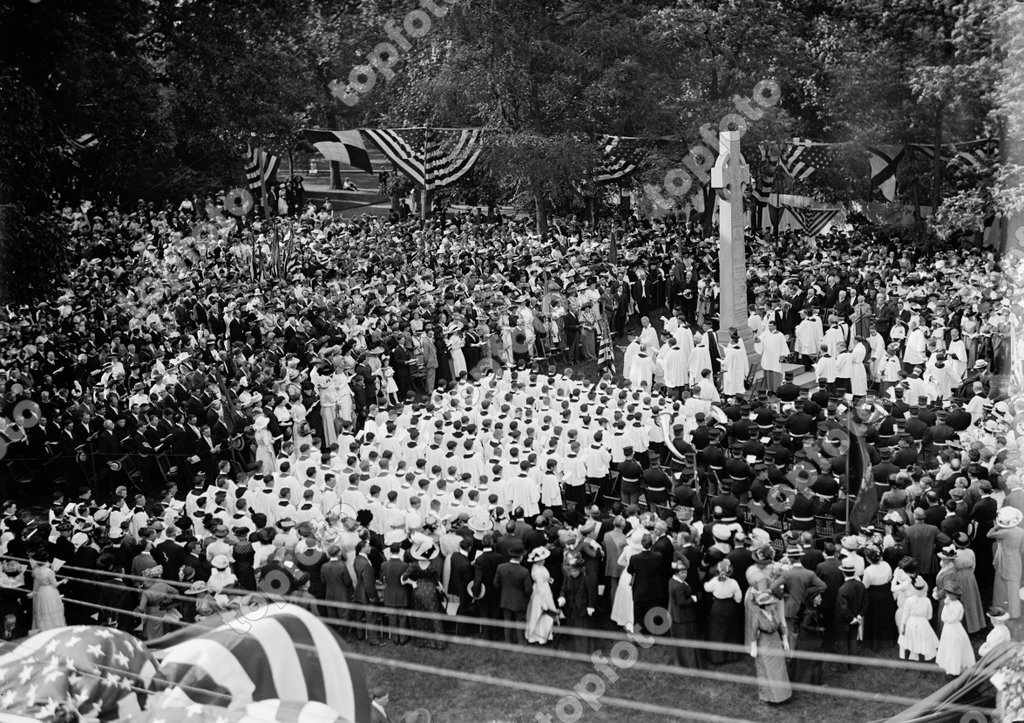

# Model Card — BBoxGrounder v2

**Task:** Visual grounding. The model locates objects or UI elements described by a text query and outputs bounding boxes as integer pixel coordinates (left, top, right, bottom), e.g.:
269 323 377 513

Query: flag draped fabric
594 135 646 184
952 138 997 170
847 415 878 531
864 144 905 202
245 142 280 203
781 139 831 181
147 603 370 721
67 133 99 151
753 143 780 204
785 205 842 236
597 319 615 373
302 129 374 173
360 127 483 189
0 605 370 723
0 625 159 721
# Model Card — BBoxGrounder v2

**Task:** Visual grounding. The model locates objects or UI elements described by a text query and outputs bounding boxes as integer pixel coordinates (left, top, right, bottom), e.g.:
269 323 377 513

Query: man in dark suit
772 544 827 648
834 557 866 669
352 541 381 644
447 537 475 635
626 534 664 634
493 544 532 644
651 522 676 606
379 544 409 645
320 544 353 635
153 528 187 583
905 508 950 589
815 543 844 652
495 520 520 560
471 533 503 640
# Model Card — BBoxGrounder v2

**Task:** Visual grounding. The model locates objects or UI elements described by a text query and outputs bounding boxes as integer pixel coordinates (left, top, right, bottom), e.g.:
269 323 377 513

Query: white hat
996 507 1023 529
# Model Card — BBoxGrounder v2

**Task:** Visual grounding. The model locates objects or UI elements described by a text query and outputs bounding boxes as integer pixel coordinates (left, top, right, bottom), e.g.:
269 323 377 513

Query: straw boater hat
987 605 1010 623
526 547 550 563
996 507 1023 529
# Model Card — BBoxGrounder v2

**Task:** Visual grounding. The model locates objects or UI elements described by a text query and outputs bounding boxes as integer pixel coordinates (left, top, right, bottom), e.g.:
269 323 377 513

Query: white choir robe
946 340 967 380
759 331 789 373
850 343 868 395
627 352 655 391
927 364 959 399
622 340 641 382
639 326 660 355
673 325 695 360
823 326 845 357
903 328 928 365
867 332 885 380
696 378 721 403
662 346 689 389
688 343 712 380
795 319 823 356
814 354 838 383
722 343 749 396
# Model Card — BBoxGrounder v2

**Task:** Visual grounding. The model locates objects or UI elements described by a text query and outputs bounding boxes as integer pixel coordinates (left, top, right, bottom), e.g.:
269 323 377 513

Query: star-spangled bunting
780 139 832 181
753 143 780 204
0 626 157 721
784 205 843 236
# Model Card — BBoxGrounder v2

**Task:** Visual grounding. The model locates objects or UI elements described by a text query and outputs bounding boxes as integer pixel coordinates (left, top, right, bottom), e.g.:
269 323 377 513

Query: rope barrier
10 555 956 672
15 587 992 719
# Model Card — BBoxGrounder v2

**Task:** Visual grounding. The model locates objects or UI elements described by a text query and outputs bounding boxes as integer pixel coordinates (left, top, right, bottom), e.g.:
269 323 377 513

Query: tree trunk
324 107 343 190
533 182 548 237
421 189 432 221
701 186 714 236
609 229 618 264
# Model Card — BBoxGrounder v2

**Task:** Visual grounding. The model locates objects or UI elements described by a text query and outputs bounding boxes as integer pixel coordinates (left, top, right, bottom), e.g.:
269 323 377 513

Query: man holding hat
834 557 865 669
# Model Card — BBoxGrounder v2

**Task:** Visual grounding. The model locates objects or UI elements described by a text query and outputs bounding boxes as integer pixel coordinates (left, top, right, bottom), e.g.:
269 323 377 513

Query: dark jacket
493 561 532 612
626 549 664 603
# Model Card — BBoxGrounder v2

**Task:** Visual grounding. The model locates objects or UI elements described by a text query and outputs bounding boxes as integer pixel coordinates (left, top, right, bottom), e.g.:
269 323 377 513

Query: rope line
8 556 955 672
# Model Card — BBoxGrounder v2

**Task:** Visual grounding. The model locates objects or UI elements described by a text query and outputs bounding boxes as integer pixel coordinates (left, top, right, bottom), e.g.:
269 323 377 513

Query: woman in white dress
611 530 645 632
447 326 467 379
253 415 276 476
524 547 557 644
898 575 938 661
935 580 976 676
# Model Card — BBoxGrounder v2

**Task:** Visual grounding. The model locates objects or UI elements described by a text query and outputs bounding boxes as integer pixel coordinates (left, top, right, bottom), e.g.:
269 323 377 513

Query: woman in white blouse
861 546 897 652
704 559 743 664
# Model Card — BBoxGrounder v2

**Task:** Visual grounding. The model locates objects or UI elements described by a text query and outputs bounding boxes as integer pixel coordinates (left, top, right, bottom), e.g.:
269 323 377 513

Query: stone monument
710 129 753 353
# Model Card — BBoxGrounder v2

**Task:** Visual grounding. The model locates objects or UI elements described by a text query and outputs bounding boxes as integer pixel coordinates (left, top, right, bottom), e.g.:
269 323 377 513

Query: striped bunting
785 205 842 236
594 135 646 184
148 603 370 722
908 142 957 163
303 129 373 173
133 699 352 722
245 141 281 198
597 319 615 373
360 128 483 189
864 144 905 202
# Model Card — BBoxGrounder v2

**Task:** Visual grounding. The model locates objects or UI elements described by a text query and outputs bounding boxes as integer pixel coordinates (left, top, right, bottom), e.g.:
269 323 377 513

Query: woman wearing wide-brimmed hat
749 590 792 705
987 506 1024 618
401 542 446 650
524 546 556 645
935 579 975 676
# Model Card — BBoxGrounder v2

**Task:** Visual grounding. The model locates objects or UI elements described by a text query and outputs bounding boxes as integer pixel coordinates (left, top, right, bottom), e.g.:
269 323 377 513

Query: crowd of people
0 194 1020 710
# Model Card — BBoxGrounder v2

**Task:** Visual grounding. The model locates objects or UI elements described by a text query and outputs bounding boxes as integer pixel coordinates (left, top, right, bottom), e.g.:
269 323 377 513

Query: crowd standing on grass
0 196 1021 708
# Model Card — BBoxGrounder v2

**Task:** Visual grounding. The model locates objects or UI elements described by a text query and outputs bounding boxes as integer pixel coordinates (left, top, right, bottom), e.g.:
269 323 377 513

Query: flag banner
597 318 615 373
148 604 370 721
864 144 905 202
594 135 647 184
847 413 878 531
753 142 780 204
66 132 99 151
908 138 994 165
360 128 484 190
245 142 280 200
781 139 832 181
302 129 373 173
784 205 842 236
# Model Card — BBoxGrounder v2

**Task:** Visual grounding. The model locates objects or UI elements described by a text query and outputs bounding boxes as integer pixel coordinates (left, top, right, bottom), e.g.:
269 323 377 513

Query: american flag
780 139 832 181
597 319 615 373
0 604 370 722
785 205 842 236
245 141 280 201
594 135 647 184
361 127 483 190
0 626 159 721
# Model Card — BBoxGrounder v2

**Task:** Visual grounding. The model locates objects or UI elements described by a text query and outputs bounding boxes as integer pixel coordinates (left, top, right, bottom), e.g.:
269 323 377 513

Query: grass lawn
351 631 951 723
